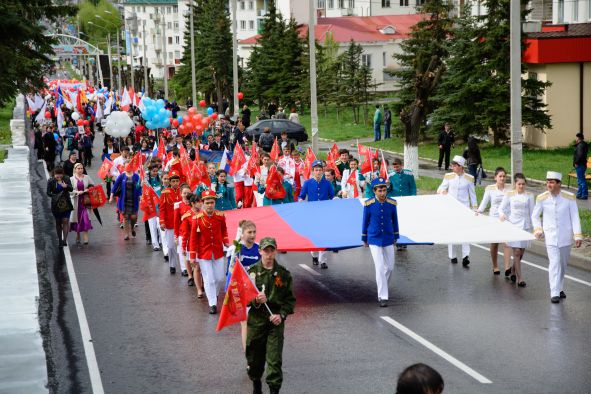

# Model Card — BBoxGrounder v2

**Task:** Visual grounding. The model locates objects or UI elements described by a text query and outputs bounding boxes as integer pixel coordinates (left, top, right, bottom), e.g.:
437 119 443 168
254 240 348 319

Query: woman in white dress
477 167 511 275
499 173 534 287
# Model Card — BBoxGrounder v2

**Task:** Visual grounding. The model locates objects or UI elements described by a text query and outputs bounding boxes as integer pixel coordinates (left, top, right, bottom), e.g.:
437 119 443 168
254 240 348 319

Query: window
382 51 386 67
249 1 254 10
173 6 178 13
382 0 391 6
400 0 409 6
168 51 172 60
557 0 564 22
167 21 172 29
573 0 578 21
328 0 334 8
168 37 172 45
143 6 146 12
175 36 179 44
174 50 180 59
348 0 355 7
362 54 372 68
240 20 246 29
318 0 326 8
167 6 171 14
338 0 345 8
174 21 179 29
417 0 426 5
240 1 245 10
249 20 254 30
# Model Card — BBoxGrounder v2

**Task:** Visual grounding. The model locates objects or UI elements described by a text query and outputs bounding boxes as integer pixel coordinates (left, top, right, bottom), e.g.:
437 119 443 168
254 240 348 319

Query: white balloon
105 111 133 138
71 112 80 121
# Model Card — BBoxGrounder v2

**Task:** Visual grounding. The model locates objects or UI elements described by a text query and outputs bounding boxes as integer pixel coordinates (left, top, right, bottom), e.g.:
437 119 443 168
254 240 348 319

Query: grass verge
0 99 14 163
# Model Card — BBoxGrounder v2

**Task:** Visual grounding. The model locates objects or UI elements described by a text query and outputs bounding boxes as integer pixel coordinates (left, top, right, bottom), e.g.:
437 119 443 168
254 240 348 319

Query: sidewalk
317 137 591 272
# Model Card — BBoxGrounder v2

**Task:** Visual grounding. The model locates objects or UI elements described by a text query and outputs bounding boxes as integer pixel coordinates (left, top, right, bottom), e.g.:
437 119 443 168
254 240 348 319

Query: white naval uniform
437 172 478 259
499 191 534 249
478 184 510 218
531 190 582 298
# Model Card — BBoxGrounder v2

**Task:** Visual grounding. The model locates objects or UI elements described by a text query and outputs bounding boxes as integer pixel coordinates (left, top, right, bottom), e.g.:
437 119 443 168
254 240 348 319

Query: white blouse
478 184 510 217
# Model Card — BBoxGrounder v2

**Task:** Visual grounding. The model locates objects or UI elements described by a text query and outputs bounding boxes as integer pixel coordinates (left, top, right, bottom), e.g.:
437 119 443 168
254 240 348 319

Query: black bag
53 191 73 213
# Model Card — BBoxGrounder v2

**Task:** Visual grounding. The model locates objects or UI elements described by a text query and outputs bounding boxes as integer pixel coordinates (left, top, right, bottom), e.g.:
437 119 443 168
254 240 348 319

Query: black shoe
187 278 195 287
170 267 176 274
252 380 262 394
379 299 388 307
312 257 319 266
451 258 458 264
62 240 67 247
320 262 328 269
551 296 560 303
146 239 151 245
510 274 516 283
462 256 470 267
269 388 280 394
396 246 404 252
209 305 217 314
131 230 136 238
164 255 169 262
182 270 188 277
517 281 526 287
493 269 500 275
560 291 566 299
505 268 512 277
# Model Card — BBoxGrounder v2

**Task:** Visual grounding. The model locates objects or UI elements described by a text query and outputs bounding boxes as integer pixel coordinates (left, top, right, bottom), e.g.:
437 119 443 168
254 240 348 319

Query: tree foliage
431 0 551 145
0 0 76 106
77 0 120 51
173 0 233 113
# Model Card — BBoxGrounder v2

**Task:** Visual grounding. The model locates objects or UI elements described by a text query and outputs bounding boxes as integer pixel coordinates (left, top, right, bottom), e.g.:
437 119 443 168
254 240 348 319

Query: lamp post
189 0 196 107
231 0 239 116
96 13 122 92
88 21 113 90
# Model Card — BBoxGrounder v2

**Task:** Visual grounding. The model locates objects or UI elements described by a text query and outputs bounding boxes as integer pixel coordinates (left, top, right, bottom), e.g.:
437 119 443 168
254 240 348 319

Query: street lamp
88 21 113 91
95 14 122 92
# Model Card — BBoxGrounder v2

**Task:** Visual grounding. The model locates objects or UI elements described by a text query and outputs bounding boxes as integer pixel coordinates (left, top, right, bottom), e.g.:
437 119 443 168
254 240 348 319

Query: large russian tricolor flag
224 195 535 252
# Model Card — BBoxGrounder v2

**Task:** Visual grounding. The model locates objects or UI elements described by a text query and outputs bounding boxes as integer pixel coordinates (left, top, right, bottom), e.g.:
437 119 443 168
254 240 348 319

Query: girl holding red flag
341 158 362 199
258 166 293 206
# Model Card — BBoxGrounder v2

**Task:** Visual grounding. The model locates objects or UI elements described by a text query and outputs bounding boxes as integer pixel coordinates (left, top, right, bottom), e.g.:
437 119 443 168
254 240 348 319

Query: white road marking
380 316 493 384
298 264 321 276
42 161 105 394
471 244 591 287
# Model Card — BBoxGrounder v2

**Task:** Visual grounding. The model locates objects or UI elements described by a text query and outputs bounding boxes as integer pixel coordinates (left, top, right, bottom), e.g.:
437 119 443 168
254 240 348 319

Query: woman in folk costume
70 162 94 245
212 169 236 211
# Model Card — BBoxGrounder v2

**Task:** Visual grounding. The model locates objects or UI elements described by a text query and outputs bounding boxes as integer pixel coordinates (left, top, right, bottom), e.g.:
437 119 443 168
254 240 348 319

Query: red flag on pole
216 260 259 332
246 142 260 177
330 143 339 160
97 158 113 180
270 137 280 161
379 151 388 179
127 152 142 173
157 138 166 161
229 143 247 176
265 165 287 200
197 162 211 187
303 147 317 180
325 151 341 179
139 185 159 222
346 171 359 198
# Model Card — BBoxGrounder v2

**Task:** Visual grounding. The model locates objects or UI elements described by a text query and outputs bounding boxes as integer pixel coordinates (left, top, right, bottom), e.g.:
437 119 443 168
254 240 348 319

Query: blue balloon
162 119 171 128
156 99 165 108
152 114 161 124
177 115 183 125
166 110 172 118
146 121 153 129
207 107 214 116
141 112 150 120
159 107 167 116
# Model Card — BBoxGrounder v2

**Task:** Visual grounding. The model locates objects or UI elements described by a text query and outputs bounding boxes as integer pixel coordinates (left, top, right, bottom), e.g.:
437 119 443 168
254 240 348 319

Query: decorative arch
47 34 103 56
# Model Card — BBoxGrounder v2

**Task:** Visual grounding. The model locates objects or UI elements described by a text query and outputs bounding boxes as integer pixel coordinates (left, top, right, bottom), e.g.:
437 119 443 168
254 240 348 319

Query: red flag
188 162 201 191
127 153 141 173
97 158 113 180
330 143 339 160
179 145 187 159
269 137 280 161
265 165 286 200
379 152 388 179
216 260 259 332
197 162 211 187
303 147 317 180
157 138 166 161
325 151 341 179
139 185 159 222
346 171 359 198
229 143 247 176
246 142 260 177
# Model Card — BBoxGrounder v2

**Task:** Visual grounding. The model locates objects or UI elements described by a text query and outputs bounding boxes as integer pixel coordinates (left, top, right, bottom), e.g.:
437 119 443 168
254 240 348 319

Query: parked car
245 119 308 143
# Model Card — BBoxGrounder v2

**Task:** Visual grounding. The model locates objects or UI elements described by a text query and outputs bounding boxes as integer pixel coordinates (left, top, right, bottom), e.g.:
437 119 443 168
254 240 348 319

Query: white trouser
448 244 470 259
547 245 571 297
369 244 395 301
177 235 187 272
164 229 178 269
311 251 329 264
148 217 161 249
160 225 168 256
199 257 226 307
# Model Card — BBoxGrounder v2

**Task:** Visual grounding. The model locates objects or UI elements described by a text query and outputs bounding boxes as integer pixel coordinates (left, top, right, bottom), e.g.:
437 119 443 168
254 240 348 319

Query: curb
528 239 591 272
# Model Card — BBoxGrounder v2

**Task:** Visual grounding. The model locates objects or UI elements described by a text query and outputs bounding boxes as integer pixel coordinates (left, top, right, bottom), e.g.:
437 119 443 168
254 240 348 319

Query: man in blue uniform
387 158 415 251
362 177 400 307
299 160 335 268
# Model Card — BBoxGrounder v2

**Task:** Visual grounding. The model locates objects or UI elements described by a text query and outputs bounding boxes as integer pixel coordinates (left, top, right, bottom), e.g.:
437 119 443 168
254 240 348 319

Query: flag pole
260 285 273 316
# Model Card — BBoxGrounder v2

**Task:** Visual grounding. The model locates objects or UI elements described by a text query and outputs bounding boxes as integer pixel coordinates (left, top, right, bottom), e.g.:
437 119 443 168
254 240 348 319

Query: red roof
523 23 591 63
239 14 423 45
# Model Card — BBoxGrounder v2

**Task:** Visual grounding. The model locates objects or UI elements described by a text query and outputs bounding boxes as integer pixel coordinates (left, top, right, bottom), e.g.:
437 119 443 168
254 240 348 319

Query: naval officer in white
437 155 478 266
531 171 583 303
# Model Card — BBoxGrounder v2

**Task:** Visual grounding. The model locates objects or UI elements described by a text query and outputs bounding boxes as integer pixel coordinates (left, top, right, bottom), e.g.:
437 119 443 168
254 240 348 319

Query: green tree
431 0 551 145
392 0 455 176
77 0 120 52
173 0 233 113
0 0 76 106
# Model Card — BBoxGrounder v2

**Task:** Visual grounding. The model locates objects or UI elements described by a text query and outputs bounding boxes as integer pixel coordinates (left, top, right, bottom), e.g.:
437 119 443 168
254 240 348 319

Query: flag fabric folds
216 260 260 332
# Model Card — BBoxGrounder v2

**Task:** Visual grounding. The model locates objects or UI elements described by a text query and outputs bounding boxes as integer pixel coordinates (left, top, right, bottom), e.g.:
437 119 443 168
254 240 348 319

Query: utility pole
510 0 523 180
116 28 122 92
107 32 113 90
143 23 149 97
189 0 196 106
308 0 319 154
161 18 168 99
232 0 239 116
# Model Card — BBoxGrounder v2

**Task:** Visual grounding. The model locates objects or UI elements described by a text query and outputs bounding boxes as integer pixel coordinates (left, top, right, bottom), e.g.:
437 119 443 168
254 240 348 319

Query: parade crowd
35 80 584 394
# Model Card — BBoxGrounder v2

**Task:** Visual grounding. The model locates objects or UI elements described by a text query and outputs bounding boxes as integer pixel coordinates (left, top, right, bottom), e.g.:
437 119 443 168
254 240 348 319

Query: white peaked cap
451 155 466 167
546 171 562 181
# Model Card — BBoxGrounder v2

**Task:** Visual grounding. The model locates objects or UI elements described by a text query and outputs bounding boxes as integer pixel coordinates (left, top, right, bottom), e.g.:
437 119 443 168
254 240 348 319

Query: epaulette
161 189 170 194
561 190 575 200
402 169 413 175
215 211 225 216
173 201 181 209
536 191 550 202
364 198 376 206
181 211 193 221
463 173 474 181
485 184 496 191
196 212 204 219
386 198 397 205
444 173 455 180
506 190 517 197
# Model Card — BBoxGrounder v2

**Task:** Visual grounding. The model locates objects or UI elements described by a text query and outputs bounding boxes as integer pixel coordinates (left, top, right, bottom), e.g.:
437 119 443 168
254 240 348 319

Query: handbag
53 190 73 213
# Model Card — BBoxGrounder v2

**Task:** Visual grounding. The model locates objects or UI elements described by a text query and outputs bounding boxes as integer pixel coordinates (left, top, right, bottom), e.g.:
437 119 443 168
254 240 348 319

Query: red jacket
159 187 181 229
174 201 193 239
188 210 229 261
169 159 186 184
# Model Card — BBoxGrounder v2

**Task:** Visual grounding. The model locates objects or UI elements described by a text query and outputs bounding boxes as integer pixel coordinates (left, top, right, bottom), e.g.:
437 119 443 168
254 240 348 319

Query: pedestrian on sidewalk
573 132 588 200
437 155 477 267
437 123 455 171
477 167 512 276
383 105 392 139
499 173 534 287
47 167 73 247
362 177 400 307
373 105 382 142
462 137 482 184
70 163 94 245
532 171 583 303
246 237 295 394
110 163 142 241
188 190 229 314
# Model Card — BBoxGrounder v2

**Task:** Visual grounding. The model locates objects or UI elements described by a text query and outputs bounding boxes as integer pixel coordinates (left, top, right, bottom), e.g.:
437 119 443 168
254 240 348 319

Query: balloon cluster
141 98 172 130
105 111 133 138
177 107 213 136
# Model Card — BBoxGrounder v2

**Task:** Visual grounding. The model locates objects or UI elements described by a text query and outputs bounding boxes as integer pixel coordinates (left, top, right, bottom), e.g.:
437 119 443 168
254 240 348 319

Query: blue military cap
371 177 388 190
312 160 323 168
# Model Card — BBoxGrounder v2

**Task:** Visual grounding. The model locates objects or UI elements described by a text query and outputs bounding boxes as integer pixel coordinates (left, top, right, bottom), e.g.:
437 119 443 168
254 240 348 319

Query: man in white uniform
437 155 478 266
531 171 582 303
